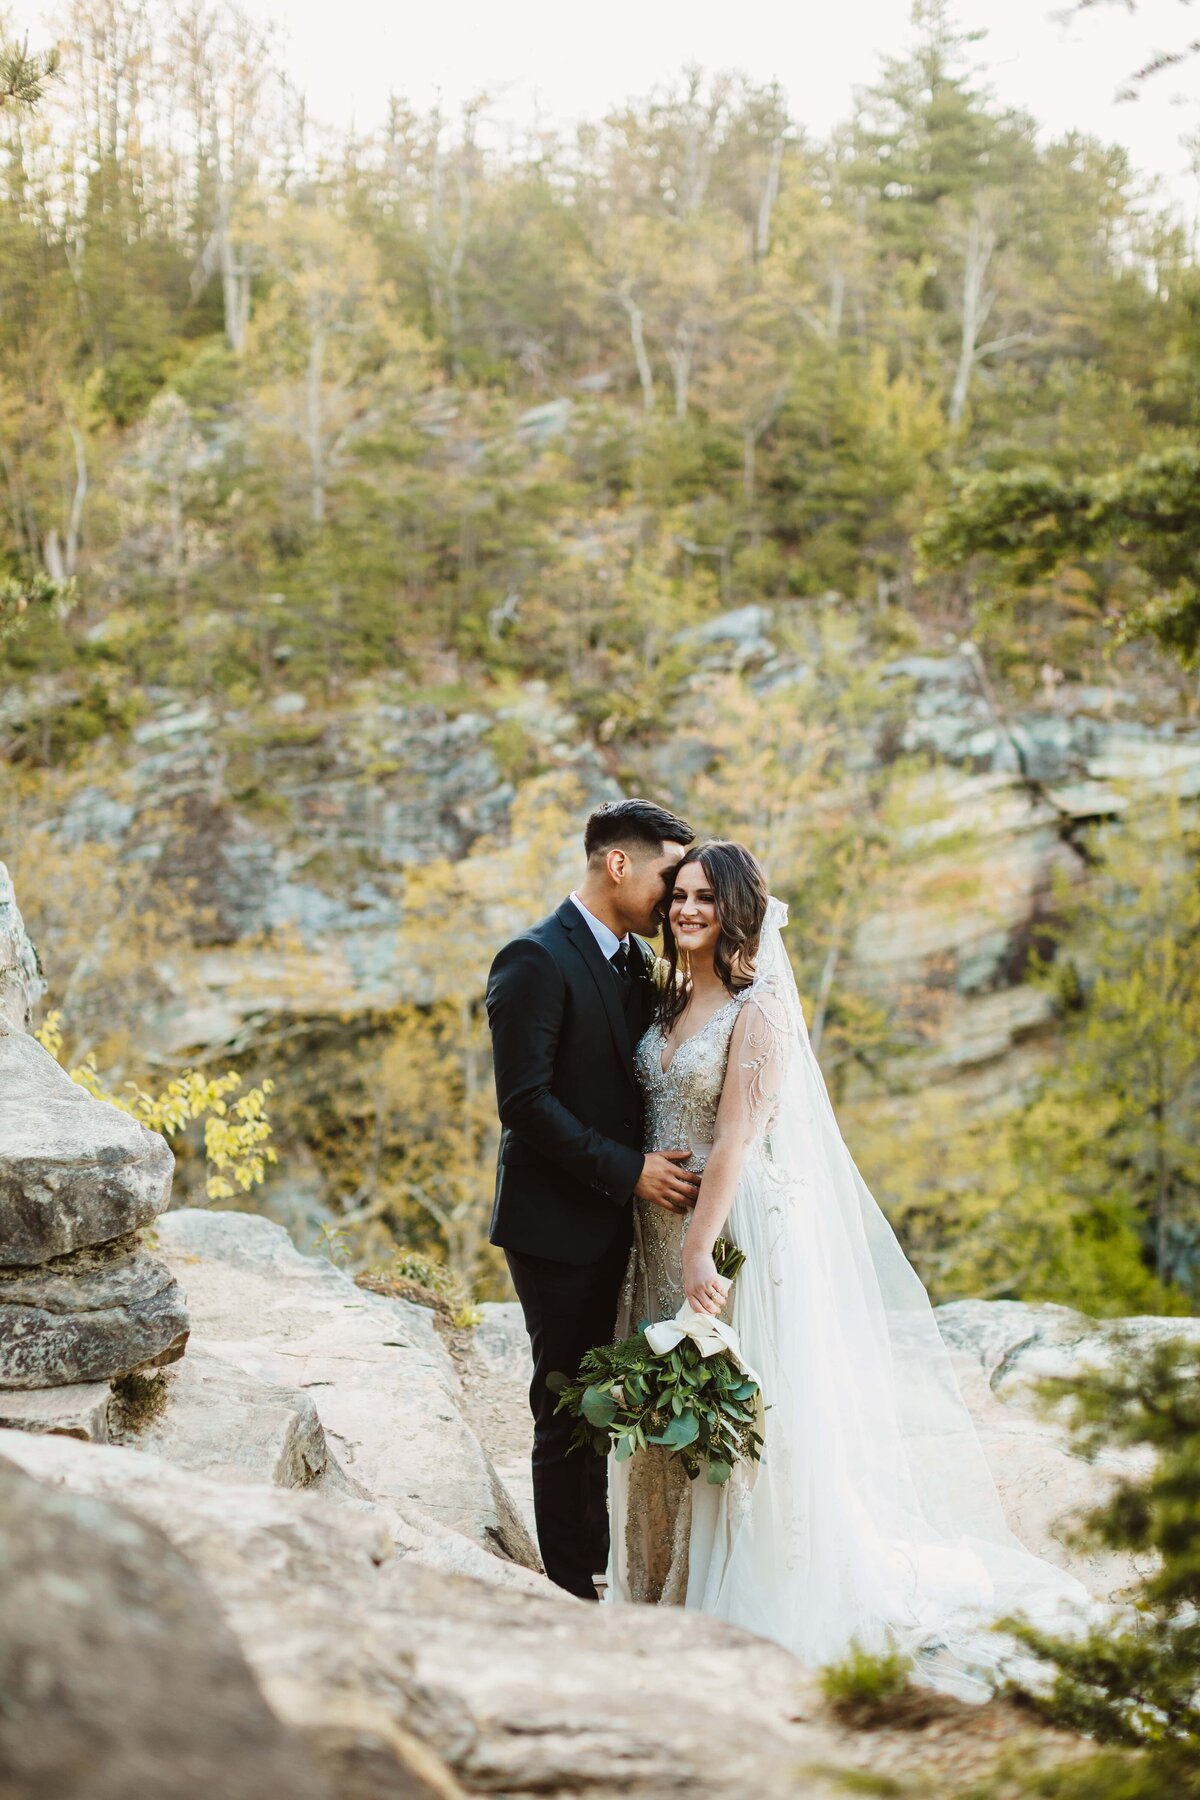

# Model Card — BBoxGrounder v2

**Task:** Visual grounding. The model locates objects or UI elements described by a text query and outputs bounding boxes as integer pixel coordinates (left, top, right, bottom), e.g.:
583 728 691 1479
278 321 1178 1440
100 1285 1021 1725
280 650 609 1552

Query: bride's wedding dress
606 899 1089 1696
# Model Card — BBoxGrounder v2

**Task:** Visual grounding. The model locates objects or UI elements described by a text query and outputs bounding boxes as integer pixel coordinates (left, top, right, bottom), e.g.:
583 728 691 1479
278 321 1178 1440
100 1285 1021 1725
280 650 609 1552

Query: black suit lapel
629 935 658 1037
555 899 639 1088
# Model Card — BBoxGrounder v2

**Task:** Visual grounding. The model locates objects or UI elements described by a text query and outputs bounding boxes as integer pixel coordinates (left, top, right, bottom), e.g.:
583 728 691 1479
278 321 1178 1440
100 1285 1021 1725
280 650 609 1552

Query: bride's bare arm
682 997 781 1315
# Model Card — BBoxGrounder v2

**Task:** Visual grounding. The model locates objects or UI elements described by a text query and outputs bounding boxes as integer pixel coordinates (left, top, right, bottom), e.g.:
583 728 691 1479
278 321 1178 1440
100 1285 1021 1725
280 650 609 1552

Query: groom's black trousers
505 1233 630 1601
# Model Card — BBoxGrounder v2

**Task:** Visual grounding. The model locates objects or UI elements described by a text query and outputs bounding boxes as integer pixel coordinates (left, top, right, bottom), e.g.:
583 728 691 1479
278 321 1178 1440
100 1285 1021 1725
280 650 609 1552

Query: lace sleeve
712 987 790 1151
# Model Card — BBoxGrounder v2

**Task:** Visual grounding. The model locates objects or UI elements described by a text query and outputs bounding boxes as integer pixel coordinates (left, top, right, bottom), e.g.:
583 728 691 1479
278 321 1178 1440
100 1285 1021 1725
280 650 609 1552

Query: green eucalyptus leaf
581 1384 617 1428
652 1411 700 1449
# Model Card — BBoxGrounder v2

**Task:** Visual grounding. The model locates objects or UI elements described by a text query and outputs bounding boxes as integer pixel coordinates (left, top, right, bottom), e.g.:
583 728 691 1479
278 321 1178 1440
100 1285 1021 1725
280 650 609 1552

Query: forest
2 0 1199 1313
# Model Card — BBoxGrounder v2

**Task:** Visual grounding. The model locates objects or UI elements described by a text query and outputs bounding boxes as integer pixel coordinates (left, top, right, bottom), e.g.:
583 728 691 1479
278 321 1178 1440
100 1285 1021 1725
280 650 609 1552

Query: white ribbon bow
643 1304 761 1389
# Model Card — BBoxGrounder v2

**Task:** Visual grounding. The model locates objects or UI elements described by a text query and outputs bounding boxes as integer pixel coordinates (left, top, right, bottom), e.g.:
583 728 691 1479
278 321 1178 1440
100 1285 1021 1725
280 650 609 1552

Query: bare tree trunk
949 206 997 428
809 941 841 1060
827 267 845 344
755 135 785 260
63 421 88 578
446 157 470 365
666 327 692 421
218 188 252 352
617 282 655 413
427 108 474 375
44 531 65 583
305 295 326 526
169 476 185 602
1153 1047 1169 1278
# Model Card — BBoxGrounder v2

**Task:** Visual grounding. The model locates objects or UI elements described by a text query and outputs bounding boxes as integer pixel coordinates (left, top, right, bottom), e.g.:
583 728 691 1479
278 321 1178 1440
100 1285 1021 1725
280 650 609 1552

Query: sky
11 0 1200 221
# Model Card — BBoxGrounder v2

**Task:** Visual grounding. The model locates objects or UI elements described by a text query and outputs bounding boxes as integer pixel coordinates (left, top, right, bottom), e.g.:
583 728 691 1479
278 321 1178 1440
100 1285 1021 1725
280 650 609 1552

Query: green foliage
383 1247 461 1295
858 797 1200 1312
358 1245 483 1327
0 36 60 108
4 678 139 767
0 572 68 645
108 1368 169 1433
981 1750 1200 1800
0 6 1185 703
819 1643 916 1726
1031 800 1200 1295
549 1239 762 1484
921 448 1200 665
1001 1337 1200 1755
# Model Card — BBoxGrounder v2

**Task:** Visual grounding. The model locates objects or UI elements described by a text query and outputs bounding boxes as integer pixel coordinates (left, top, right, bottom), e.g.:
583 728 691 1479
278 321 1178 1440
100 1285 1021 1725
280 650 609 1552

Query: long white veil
683 896 1090 1696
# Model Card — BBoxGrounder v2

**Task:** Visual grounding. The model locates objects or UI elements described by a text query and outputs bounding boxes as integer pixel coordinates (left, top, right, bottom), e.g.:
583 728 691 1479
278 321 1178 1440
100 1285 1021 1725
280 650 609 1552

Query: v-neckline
658 993 740 1078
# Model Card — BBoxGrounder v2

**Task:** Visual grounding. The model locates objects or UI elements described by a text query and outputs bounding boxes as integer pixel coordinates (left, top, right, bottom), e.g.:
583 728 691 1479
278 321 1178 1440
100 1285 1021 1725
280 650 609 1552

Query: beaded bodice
616 991 751 1606
634 992 747 1173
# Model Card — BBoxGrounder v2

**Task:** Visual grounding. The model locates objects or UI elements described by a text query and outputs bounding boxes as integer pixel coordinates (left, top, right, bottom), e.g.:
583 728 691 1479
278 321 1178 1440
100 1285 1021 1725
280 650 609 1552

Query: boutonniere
649 954 673 991
628 943 658 986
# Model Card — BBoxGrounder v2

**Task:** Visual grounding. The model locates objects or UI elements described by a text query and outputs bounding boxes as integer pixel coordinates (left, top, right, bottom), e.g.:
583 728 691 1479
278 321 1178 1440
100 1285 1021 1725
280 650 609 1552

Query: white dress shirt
569 892 629 961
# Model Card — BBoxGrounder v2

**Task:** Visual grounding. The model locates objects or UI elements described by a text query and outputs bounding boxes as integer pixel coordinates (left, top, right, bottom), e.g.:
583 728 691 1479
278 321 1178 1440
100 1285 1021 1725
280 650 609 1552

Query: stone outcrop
111 1344 329 1487
0 1453 332 1800
0 1032 176 1265
0 1429 844 1800
938 1298 1200 1600
0 1379 113 1441
154 1208 537 1566
9 625 1200 1235
0 860 45 1032
0 1238 189 1387
41 694 611 1053
1 1206 1190 1799
0 869 189 1392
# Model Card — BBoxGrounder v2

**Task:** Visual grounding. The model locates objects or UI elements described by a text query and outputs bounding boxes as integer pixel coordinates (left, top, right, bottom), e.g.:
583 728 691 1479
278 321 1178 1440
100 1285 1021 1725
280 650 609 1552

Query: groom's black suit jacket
486 899 656 1264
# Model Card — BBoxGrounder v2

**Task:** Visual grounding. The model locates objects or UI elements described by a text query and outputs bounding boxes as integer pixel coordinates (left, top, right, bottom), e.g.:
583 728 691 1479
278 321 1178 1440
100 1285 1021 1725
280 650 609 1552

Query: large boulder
939 1298 1200 1600
0 1239 188 1388
155 1208 536 1566
115 1344 328 1487
0 1429 845 1800
0 1453 331 1800
0 1031 175 1264
0 860 44 1033
0 1379 112 1440
0 1003 187 1396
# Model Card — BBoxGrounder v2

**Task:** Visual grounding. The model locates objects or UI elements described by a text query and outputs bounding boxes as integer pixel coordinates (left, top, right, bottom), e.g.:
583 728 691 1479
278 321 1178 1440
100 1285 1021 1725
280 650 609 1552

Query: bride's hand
683 1249 729 1317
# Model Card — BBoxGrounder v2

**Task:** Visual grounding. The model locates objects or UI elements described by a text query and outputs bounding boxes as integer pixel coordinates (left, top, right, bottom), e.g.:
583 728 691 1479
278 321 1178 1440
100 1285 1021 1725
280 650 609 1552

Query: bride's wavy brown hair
657 840 769 1030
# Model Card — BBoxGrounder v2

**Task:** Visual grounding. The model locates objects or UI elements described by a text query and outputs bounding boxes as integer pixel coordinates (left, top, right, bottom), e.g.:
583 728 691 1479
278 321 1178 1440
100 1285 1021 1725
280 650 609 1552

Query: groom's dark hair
584 798 694 862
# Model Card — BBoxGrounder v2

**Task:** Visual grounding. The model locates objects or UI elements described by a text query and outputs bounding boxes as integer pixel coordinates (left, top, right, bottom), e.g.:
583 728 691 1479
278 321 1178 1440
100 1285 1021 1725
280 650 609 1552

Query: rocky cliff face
11 614 1199 1226
2 1201 1187 1799
0 861 45 1032
0 869 189 1396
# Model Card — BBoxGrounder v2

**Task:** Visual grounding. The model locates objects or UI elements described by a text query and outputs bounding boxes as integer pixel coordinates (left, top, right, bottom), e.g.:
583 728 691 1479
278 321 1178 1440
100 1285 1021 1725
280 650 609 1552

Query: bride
606 839 1089 1694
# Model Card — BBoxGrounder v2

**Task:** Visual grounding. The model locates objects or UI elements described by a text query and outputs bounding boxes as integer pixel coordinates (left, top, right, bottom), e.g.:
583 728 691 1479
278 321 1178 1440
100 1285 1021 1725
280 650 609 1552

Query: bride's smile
667 867 720 960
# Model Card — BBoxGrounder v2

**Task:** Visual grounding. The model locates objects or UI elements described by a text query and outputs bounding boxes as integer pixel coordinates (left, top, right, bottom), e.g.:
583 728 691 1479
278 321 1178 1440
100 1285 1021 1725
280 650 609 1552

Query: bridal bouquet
548 1239 763 1486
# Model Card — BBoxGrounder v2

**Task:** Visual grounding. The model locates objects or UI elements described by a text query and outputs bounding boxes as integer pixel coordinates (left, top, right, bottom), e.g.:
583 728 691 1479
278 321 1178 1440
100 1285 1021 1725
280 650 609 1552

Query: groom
486 798 697 1598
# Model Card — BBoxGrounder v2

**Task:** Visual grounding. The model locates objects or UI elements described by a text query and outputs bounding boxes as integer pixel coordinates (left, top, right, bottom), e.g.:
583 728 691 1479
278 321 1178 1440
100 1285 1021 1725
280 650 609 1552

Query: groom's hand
635 1149 700 1214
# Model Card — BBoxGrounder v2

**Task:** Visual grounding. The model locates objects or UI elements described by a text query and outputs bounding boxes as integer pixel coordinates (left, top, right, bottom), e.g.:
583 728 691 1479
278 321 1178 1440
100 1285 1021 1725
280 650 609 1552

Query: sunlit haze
11 0 1200 221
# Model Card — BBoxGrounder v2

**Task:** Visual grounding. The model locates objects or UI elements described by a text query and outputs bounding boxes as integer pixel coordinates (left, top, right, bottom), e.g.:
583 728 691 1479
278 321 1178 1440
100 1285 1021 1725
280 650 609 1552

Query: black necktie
610 943 632 987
